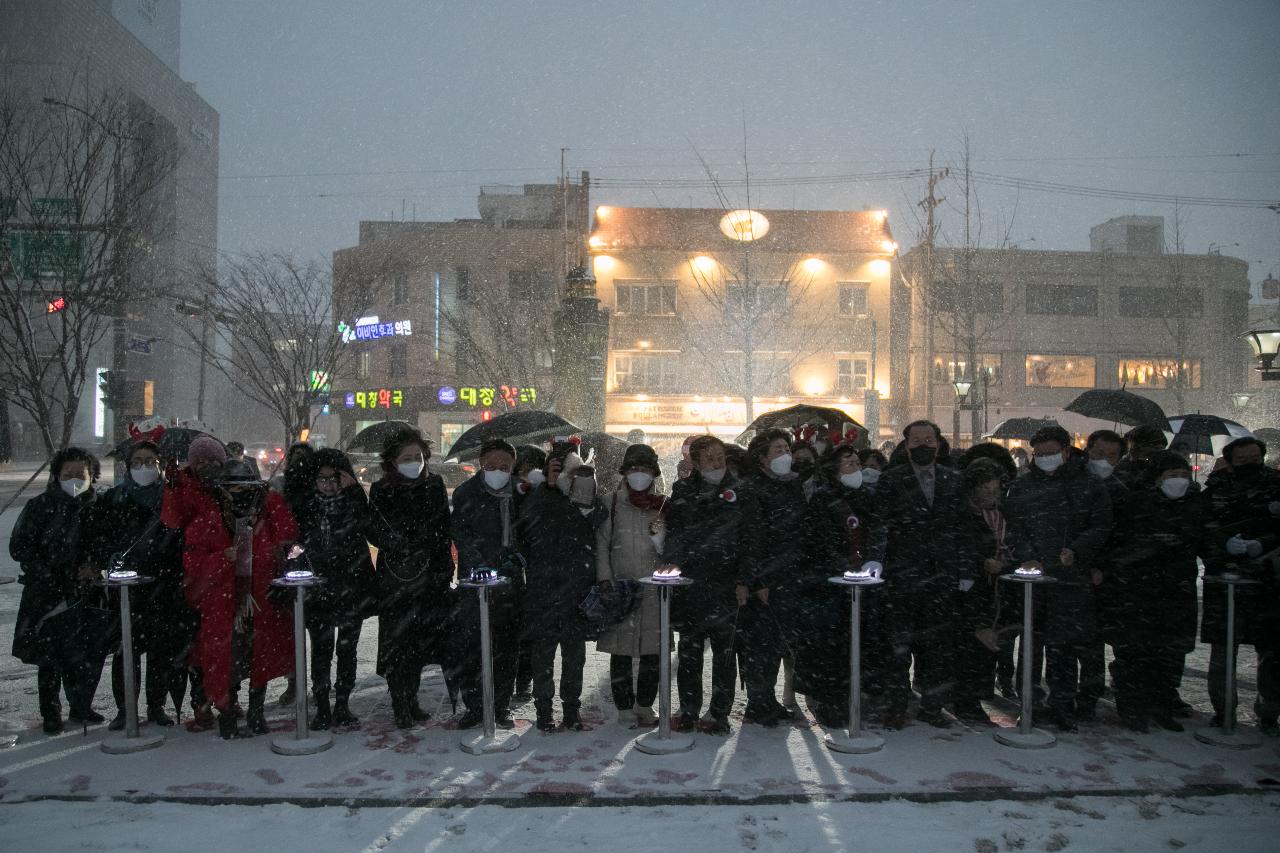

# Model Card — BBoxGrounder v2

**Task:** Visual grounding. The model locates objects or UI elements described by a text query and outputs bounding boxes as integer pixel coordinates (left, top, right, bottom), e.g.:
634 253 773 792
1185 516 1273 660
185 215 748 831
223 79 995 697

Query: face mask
526 469 546 487
483 469 511 490
130 467 160 487
626 471 655 492
1034 453 1064 473
61 477 90 498
839 471 864 489
397 460 425 480
196 466 220 484
1160 476 1191 499
860 468 881 485
769 453 793 475
701 467 726 485
1233 463 1264 479
909 445 936 467
1087 459 1114 479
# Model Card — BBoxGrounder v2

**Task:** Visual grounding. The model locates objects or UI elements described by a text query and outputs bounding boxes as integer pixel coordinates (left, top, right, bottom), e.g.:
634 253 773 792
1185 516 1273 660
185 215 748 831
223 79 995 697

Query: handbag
579 578 643 625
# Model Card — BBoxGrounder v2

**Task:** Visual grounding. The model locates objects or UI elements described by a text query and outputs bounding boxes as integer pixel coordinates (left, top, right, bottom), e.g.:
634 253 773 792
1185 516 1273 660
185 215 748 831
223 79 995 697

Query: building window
357 350 371 379
616 282 677 316
1118 286 1203 318
838 282 870 317
933 279 1003 315
613 352 679 393
725 283 787 314
1117 358 1201 389
837 357 870 392
1025 284 1098 316
932 354 1003 384
1025 355 1096 388
509 270 556 302
534 346 554 369
388 343 407 378
391 274 409 306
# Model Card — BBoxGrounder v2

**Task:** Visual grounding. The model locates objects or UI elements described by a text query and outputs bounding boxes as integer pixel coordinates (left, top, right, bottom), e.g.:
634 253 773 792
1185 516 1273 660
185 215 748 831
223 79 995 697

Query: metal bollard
460 574 521 754
994 570 1057 749
270 570 333 756
825 572 885 753
635 574 695 755
1195 573 1262 749
101 571 164 754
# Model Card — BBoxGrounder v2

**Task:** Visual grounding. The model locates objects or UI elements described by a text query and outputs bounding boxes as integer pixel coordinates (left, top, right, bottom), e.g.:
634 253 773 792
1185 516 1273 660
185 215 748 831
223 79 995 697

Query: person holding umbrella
364 429 453 729
1114 425 1168 491
293 448 375 729
516 441 608 732
84 439 185 730
161 445 298 738
10 447 105 733
509 444 548 701
596 444 666 728
451 439 526 729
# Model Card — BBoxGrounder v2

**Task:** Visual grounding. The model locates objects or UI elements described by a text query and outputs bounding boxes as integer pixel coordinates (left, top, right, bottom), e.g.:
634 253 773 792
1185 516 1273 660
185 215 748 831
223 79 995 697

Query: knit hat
619 443 660 474
187 435 227 469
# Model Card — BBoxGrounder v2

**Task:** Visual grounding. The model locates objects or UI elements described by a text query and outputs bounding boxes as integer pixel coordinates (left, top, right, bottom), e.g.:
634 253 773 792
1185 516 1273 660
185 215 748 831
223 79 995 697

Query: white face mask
61 477 90 497
626 471 655 492
701 467 726 485
770 453 793 476
1160 476 1191 499
526 469 546 487
396 459 425 480
130 467 160 487
483 469 511 490
839 471 864 489
1033 453 1064 473
1087 459 1114 479
860 468 881 485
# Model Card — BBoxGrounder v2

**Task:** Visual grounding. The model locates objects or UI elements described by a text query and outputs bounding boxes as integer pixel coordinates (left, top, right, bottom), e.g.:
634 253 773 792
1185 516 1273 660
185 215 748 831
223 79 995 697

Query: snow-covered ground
1 500 1278 850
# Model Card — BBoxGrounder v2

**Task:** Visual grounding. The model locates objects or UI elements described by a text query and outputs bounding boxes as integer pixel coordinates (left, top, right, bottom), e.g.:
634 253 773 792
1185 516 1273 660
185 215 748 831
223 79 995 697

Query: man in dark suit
864 420 964 728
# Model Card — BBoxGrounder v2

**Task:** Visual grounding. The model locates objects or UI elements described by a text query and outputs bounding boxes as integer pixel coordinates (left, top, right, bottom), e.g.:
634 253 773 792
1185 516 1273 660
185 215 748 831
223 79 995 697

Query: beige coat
595 485 664 657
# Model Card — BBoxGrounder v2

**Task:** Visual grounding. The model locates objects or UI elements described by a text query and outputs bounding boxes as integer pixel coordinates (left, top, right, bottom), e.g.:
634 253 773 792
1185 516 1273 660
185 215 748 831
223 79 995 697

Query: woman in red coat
161 440 297 738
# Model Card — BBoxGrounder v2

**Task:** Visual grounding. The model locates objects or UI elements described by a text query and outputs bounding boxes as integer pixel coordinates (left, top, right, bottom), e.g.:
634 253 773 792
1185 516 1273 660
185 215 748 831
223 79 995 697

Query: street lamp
953 379 974 408
1231 392 1253 411
1242 329 1280 381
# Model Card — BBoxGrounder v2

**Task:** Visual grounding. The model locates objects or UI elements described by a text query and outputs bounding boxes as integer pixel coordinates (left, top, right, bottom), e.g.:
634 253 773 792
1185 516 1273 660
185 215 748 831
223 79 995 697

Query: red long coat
160 469 297 710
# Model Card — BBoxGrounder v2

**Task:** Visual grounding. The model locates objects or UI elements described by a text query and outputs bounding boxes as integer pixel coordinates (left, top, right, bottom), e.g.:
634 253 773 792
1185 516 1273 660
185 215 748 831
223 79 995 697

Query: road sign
126 338 153 355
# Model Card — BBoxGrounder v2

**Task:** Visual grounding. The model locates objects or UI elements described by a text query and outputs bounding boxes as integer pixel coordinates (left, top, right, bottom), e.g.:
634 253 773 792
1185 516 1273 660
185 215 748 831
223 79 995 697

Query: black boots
310 690 332 731
246 686 269 735
218 708 241 739
332 693 359 727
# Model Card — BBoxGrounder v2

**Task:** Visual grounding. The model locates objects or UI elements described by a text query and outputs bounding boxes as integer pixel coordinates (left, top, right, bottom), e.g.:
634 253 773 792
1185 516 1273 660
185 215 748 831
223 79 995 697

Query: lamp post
1230 392 1253 415
952 378 972 447
1242 329 1280 381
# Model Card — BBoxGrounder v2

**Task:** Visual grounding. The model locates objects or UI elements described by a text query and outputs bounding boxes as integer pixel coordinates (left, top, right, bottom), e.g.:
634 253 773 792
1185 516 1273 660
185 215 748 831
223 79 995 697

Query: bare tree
1158 206 1198 413
0 81 175 454
180 252 360 445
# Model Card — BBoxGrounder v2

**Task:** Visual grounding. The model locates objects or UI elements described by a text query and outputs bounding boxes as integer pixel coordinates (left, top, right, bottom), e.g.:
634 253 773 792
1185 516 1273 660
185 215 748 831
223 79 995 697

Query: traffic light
46 296 66 313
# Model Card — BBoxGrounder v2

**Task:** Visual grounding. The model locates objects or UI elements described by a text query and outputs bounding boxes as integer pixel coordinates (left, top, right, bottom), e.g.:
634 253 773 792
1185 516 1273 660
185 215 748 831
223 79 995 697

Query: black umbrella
108 427 222 464
1251 428 1280 448
346 420 419 454
445 411 579 460
1166 414 1252 456
983 417 1060 441
735 404 866 447
1064 389 1170 431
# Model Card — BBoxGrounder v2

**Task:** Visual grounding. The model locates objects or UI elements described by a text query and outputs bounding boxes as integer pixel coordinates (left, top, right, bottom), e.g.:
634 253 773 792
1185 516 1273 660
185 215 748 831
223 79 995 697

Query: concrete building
900 218 1252 445
330 179 589 452
587 206 900 459
0 0 219 455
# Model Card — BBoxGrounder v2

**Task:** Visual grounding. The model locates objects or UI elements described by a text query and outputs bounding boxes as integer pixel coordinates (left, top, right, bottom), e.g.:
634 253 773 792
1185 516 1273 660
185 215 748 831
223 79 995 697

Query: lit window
615 282 677 316
933 355 1002 384
837 357 870 392
838 282 870 317
1117 359 1201 389
613 352 679 393
1025 355 1095 388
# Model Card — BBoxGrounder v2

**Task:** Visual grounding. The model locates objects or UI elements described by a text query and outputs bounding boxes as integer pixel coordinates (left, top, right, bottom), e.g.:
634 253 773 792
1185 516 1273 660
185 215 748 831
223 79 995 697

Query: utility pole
560 147 569 280
918 152 948 427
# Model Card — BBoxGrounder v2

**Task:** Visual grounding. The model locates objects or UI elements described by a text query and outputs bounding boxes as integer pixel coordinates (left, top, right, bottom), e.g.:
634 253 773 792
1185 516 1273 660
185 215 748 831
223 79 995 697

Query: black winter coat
450 473 525 580
663 471 751 632
364 472 454 673
1200 467 1280 645
1101 486 1205 651
293 484 377 627
1004 464 1112 645
11 485 97 665
82 481 186 652
515 485 606 641
947 502 1016 634
739 470 814 592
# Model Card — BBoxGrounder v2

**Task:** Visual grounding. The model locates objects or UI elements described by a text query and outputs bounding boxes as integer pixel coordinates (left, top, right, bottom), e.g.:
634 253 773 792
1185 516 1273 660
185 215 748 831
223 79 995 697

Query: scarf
119 476 163 512
483 478 515 548
313 492 345 549
981 507 1008 559
626 486 666 513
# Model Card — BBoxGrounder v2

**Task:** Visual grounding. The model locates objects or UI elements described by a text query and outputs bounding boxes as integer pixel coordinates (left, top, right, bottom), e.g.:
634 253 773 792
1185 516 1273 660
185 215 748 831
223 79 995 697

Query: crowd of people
8 419 1279 743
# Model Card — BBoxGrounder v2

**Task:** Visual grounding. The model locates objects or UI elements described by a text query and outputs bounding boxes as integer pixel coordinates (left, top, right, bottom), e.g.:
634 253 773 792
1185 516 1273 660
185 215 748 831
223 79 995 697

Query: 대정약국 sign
344 388 404 410
435 385 538 408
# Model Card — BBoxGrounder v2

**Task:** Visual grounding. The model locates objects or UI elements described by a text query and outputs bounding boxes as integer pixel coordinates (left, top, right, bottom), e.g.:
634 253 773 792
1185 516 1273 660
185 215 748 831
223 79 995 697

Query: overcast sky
181 0 1280 288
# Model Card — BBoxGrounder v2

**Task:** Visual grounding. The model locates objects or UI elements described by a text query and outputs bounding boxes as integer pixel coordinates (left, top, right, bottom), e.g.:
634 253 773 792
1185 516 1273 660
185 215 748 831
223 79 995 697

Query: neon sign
337 315 413 344
344 388 404 410
436 385 538 408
